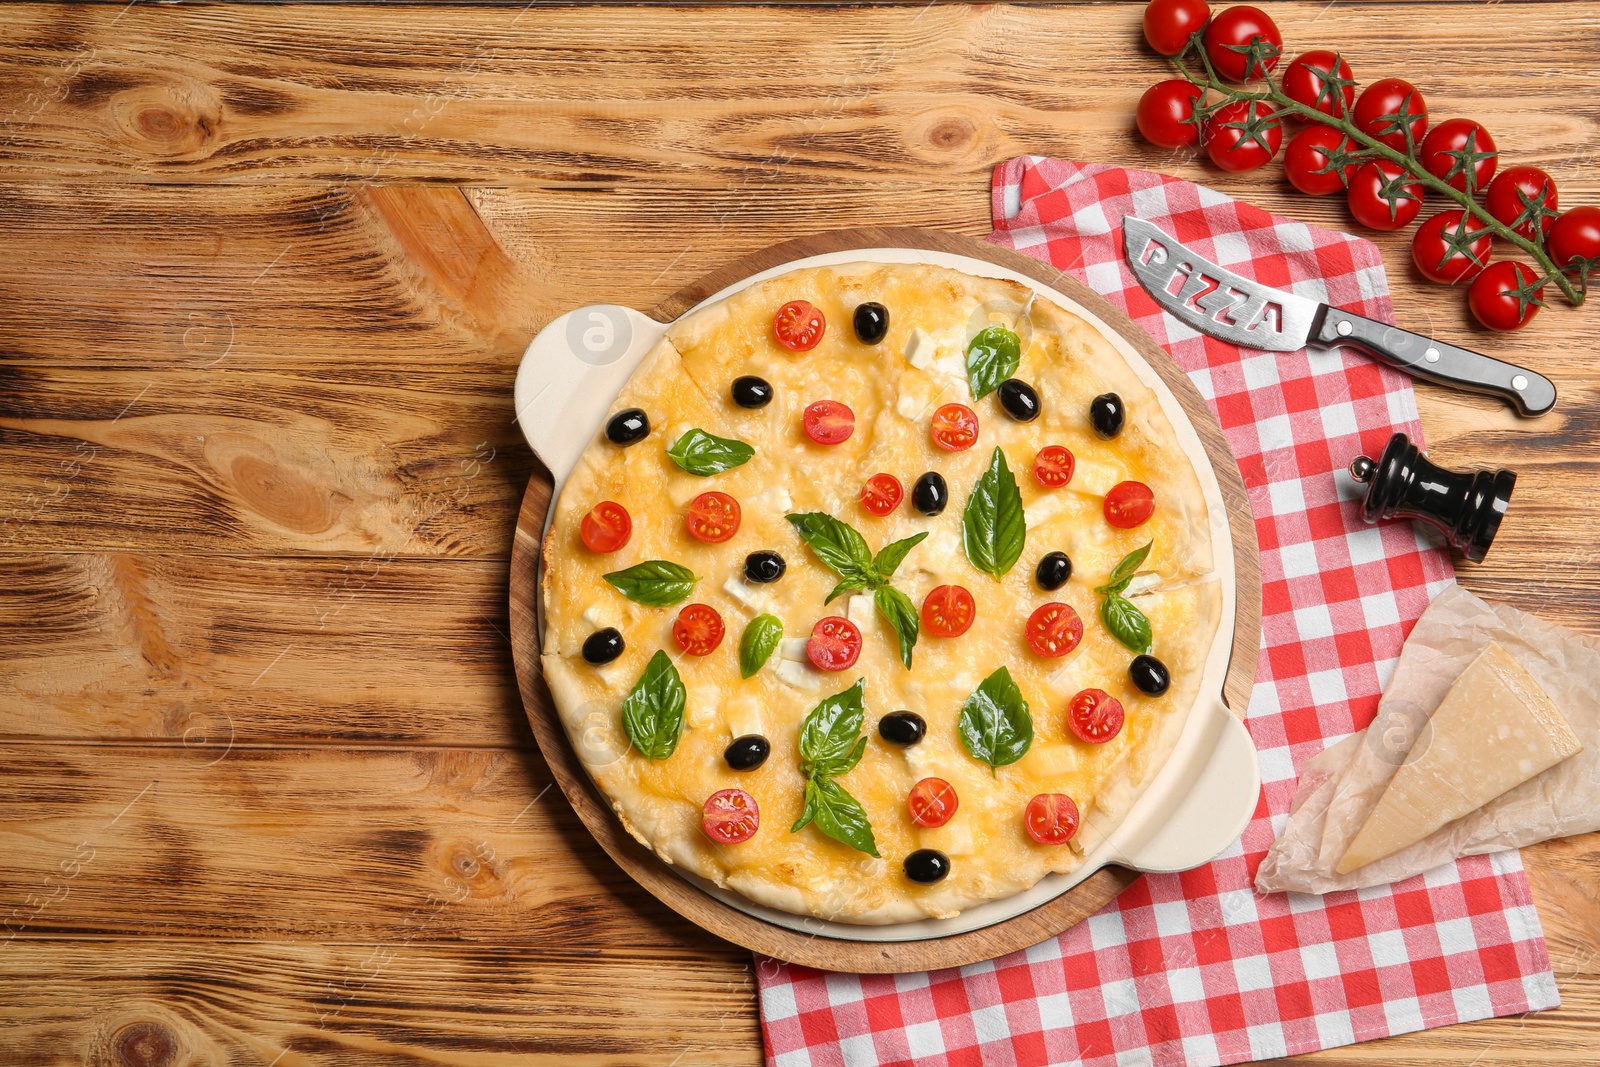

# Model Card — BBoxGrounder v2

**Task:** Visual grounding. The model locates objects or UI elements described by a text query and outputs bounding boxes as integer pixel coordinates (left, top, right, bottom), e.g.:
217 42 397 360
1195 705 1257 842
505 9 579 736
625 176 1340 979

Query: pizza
539 261 1222 925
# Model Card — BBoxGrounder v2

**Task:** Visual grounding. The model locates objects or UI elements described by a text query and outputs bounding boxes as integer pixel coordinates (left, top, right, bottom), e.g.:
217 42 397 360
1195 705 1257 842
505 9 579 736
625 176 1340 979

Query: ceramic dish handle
1112 700 1260 873
513 305 668 487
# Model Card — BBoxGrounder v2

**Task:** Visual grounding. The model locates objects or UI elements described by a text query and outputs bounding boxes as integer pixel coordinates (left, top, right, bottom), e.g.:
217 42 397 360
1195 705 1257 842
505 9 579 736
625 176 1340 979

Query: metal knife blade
1121 216 1556 417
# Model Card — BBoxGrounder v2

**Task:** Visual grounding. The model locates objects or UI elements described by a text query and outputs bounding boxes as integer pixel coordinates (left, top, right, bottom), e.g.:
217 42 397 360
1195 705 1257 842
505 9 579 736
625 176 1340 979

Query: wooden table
2 3 1597 1064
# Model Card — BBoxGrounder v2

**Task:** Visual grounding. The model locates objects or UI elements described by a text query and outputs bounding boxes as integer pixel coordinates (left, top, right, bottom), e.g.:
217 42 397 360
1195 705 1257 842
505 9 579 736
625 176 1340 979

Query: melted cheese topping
541 263 1218 924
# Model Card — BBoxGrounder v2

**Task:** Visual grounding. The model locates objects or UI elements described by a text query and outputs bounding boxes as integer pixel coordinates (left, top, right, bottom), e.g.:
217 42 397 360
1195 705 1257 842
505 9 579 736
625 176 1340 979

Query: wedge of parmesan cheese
1336 642 1582 874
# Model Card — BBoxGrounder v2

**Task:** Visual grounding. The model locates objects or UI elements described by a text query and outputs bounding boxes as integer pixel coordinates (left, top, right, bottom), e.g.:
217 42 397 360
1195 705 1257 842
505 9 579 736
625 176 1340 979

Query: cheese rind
1336 642 1582 874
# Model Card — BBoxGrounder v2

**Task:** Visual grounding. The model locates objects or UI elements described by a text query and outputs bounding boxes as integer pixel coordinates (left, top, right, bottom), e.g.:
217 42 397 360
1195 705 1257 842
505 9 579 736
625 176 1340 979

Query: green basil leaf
808 735 868 781
1096 541 1153 594
874 584 919 670
825 577 871 604
738 614 783 679
957 666 1033 772
786 512 877 587
791 778 821 834
620 650 686 760
872 532 928 582
961 447 1027 580
1101 593 1153 654
801 777 880 857
666 427 755 477
602 560 698 606
965 325 1022 401
797 678 867 769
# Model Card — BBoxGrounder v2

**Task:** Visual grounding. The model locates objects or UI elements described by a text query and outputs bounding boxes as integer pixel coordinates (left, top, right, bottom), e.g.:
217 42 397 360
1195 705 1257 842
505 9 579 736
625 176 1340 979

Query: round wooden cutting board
507 227 1262 974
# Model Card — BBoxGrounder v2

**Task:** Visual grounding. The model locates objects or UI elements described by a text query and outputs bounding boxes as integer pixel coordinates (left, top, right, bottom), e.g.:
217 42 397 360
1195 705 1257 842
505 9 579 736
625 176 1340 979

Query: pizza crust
538 261 1226 924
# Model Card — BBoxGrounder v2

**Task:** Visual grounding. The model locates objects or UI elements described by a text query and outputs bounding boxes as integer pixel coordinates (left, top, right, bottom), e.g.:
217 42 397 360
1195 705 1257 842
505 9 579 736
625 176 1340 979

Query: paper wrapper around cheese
1256 584 1600 894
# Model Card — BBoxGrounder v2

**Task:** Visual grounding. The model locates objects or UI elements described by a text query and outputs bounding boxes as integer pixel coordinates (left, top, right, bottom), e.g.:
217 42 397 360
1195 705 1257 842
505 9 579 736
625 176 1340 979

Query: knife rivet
1512 374 1529 391
1424 347 1441 363
1335 320 1353 336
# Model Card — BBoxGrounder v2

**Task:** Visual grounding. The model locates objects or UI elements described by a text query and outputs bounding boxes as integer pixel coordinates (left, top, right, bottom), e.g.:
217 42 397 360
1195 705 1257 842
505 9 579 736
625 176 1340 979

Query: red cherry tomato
1549 206 1600 279
1202 5 1281 82
1142 0 1210 56
1352 78 1428 151
807 616 862 671
1068 689 1125 744
1026 602 1084 658
685 491 741 543
1024 793 1081 845
702 788 759 844
1467 261 1544 332
908 778 959 829
1281 50 1355 118
1411 210 1493 286
1486 166 1559 240
803 400 855 444
1136 80 1204 148
1204 100 1282 172
860 473 903 516
1346 160 1424 232
930 403 980 452
580 501 632 553
1103 480 1156 529
922 585 977 639
672 603 726 656
1033 444 1076 489
1419 119 1498 194
773 300 826 352
1283 126 1357 197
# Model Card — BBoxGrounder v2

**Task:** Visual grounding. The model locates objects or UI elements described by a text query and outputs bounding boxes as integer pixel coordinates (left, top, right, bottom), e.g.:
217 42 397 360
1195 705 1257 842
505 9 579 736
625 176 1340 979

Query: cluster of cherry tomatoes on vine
1135 0 1599 331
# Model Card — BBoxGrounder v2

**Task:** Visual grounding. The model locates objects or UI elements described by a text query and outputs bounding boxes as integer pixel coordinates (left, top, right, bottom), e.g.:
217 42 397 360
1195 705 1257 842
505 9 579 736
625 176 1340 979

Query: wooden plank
0 742 723 947
0 939 762 1067
0 366 536 556
0 552 532 746
0 4 1595 185
0 183 549 375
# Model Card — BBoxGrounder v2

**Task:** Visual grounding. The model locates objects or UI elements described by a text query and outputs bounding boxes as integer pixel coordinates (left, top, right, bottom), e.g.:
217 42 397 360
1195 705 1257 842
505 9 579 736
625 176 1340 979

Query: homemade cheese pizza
540 261 1222 925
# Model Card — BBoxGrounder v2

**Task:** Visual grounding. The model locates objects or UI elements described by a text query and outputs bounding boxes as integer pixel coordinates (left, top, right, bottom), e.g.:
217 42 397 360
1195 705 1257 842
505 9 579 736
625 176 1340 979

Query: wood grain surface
3 0 1599 1062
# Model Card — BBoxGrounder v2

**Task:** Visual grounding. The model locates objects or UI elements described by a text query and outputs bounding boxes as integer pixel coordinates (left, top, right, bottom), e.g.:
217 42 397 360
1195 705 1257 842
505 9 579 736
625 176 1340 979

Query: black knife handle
1309 306 1556 417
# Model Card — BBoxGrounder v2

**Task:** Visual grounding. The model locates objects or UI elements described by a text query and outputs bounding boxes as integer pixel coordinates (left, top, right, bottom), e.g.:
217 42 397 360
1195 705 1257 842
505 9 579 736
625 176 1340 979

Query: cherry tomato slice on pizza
672 603 726 656
1026 602 1084 658
908 777 959 828
579 501 632 553
1103 480 1156 528
803 400 855 445
921 585 977 638
773 300 826 351
1024 793 1081 845
1033 445 1076 488
685 491 741 543
930 403 979 452
807 616 862 671
702 788 759 844
1068 688 1125 744
860 473 904 516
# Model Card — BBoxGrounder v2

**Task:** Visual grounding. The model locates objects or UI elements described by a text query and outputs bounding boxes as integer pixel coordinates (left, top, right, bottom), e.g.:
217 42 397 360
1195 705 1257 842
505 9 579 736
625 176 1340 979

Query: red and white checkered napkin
756 158 1560 1066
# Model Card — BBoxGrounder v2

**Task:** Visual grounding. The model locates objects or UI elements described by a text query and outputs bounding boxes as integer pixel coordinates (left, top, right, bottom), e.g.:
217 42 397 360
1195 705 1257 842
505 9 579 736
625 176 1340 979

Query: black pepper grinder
1347 432 1516 563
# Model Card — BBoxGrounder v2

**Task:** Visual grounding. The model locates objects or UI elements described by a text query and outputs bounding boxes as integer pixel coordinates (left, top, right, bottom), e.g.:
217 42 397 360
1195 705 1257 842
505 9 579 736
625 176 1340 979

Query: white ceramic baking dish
513 246 1260 942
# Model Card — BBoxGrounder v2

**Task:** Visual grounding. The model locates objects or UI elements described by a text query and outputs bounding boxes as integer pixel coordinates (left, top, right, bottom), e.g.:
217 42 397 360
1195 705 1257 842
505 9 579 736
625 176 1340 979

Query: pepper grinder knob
1348 432 1516 563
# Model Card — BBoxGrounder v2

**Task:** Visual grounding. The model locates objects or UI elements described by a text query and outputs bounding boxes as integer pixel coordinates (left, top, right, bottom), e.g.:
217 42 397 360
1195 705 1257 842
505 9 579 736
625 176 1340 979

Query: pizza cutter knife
1122 216 1557 417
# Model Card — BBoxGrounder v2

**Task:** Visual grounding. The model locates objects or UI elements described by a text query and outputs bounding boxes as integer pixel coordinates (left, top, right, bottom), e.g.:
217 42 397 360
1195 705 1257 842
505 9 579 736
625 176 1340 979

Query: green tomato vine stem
1169 38 1584 307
